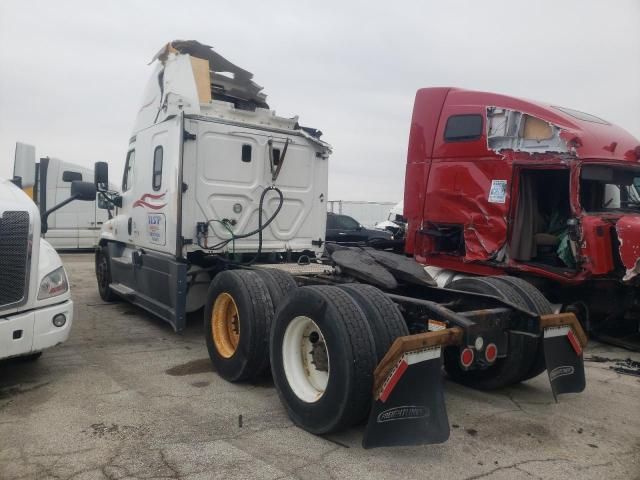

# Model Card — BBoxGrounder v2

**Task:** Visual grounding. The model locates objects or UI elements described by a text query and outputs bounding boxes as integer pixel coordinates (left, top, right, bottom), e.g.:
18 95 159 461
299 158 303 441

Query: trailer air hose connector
197 185 284 265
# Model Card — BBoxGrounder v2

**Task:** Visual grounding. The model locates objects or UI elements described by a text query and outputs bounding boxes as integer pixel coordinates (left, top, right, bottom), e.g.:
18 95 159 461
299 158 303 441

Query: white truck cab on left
0 175 94 361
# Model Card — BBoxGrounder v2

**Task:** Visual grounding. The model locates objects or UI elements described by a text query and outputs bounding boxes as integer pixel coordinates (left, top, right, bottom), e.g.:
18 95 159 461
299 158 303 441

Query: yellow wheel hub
212 292 240 358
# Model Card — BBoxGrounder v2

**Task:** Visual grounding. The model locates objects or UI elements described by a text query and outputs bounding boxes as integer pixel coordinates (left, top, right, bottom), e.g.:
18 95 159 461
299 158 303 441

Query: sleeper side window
152 146 163 191
444 114 483 142
122 150 135 192
272 148 281 166
241 144 252 162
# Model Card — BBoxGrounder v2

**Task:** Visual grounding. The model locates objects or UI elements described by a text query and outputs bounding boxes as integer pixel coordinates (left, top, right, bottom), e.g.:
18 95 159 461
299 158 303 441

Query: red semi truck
404 87 640 346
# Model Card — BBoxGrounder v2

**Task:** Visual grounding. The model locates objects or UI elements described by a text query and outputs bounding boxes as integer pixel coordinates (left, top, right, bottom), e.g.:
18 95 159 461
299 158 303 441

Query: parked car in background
327 200 396 227
325 212 394 246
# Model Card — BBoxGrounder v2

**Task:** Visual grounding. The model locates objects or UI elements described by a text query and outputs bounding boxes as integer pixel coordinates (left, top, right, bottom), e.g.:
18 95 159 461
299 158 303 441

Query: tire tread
338 283 408 361
310 286 377 429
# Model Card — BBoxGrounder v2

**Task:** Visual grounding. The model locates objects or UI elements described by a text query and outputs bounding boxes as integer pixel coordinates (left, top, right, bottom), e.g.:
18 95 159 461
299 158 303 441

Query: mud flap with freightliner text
362 328 463 449
539 313 588 400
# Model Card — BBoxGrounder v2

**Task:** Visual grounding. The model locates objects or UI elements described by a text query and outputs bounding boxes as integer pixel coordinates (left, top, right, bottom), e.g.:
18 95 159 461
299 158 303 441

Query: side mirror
62 170 82 182
94 161 109 189
41 181 97 234
13 142 36 189
71 181 97 201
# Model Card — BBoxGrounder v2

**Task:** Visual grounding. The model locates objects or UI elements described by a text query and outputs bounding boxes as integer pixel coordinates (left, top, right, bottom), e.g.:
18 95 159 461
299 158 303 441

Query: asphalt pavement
1 253 638 479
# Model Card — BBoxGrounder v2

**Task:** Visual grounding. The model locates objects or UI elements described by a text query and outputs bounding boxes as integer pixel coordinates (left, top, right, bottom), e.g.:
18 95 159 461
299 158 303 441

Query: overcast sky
1 0 639 202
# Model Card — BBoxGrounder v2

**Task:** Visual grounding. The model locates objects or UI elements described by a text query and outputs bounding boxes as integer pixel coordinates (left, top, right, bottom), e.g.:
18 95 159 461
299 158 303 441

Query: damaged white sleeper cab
94 40 330 331
95 43 588 448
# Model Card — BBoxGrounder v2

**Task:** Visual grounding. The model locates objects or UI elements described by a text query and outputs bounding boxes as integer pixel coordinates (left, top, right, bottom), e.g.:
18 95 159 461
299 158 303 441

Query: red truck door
422 102 510 262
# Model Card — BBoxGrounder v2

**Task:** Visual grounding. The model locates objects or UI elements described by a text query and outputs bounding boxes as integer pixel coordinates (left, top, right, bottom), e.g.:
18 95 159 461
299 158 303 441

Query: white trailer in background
326 200 397 227
13 143 109 249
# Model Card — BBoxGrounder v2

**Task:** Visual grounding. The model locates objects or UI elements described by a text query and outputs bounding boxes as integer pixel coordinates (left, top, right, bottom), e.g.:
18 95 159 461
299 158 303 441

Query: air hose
199 185 284 265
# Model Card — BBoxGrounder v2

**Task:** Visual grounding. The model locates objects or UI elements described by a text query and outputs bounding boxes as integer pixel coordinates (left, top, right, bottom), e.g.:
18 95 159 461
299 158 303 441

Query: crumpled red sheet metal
616 216 640 281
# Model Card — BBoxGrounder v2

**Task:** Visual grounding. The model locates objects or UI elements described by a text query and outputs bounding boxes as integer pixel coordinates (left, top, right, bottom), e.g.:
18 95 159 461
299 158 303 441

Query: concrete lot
1 253 639 480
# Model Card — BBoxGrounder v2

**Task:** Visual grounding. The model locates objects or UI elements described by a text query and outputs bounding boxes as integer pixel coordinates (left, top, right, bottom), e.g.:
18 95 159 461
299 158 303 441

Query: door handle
127 217 132 235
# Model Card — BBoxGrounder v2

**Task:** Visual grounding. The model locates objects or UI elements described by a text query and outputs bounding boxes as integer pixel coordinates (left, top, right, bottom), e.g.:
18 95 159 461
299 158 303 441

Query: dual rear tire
204 270 275 382
270 284 409 434
270 286 377 433
444 276 552 390
204 272 408 435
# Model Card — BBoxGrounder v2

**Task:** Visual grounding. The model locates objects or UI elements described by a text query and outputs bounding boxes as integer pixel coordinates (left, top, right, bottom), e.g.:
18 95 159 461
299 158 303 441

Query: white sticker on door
488 180 507 203
147 213 166 245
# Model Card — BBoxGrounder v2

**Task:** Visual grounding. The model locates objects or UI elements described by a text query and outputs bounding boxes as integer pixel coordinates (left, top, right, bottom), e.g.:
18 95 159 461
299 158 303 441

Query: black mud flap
543 325 586 401
362 346 449 448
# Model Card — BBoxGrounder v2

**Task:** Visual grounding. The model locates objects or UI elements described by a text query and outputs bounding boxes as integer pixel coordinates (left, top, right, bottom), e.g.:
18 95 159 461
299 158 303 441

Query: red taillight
460 348 474 368
485 343 497 363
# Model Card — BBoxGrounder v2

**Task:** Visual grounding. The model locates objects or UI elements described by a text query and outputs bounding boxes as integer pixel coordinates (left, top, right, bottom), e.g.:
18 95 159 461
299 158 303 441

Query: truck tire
338 283 409 362
204 270 274 382
490 276 553 381
252 269 297 310
270 286 377 434
444 277 539 390
95 248 116 302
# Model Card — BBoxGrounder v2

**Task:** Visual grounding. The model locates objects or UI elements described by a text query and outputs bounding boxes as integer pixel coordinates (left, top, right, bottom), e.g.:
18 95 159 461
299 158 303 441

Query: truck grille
0 211 30 308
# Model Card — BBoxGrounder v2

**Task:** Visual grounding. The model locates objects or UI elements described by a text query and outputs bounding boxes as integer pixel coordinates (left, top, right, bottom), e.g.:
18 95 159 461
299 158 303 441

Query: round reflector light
460 348 474 368
485 343 498 363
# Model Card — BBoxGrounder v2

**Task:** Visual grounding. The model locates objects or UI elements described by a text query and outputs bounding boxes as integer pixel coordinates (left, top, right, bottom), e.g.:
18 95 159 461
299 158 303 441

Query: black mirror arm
41 194 79 234
97 189 122 208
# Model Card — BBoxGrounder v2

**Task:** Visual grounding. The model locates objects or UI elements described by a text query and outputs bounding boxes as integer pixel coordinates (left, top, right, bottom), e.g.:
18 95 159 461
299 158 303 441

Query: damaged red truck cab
405 87 640 335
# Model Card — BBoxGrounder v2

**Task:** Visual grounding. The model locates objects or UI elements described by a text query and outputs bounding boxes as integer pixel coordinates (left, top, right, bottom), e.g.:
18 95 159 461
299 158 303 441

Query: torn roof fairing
443 88 640 162
487 107 570 155
152 40 268 109
132 41 332 151
152 40 252 81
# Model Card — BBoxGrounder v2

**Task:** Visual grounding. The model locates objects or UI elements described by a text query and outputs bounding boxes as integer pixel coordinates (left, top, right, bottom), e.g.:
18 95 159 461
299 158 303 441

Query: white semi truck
13 143 110 249
0 175 96 361
93 40 588 448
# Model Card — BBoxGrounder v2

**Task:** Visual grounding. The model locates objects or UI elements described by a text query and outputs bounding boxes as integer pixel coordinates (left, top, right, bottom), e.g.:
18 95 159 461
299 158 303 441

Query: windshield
580 164 640 213
327 214 360 230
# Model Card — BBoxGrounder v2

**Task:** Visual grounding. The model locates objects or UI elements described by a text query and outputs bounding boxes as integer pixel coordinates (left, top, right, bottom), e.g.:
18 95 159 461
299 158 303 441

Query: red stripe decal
567 329 582 356
132 200 167 210
132 192 167 209
380 359 408 403
139 192 166 201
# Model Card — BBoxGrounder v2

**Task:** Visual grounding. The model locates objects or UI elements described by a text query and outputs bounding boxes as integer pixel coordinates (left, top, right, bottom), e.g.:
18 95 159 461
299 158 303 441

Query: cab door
127 121 174 254
110 118 179 254
115 147 137 245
